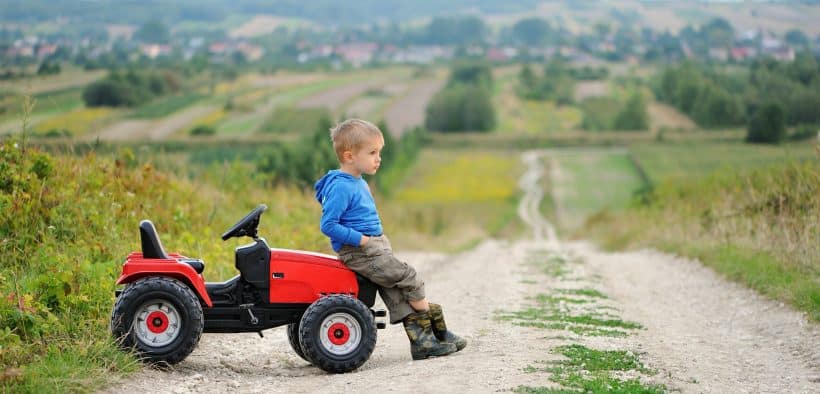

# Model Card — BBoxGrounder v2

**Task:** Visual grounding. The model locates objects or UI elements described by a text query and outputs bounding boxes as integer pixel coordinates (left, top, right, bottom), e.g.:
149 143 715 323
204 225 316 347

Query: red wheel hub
327 322 350 345
146 311 170 334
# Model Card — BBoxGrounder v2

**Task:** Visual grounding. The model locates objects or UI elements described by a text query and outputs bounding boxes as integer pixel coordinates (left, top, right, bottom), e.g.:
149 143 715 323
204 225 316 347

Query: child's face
345 135 384 177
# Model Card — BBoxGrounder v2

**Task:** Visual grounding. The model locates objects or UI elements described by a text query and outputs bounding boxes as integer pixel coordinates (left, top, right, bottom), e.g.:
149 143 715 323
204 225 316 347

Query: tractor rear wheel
298 295 376 373
111 277 203 365
286 321 310 362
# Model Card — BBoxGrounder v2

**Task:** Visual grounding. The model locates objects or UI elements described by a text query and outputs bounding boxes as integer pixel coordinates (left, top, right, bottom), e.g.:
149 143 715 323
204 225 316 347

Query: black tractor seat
178 258 205 274
139 219 205 274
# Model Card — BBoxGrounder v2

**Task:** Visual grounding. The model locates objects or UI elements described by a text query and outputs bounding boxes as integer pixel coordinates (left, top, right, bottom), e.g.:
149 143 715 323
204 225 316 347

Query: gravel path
103 150 819 393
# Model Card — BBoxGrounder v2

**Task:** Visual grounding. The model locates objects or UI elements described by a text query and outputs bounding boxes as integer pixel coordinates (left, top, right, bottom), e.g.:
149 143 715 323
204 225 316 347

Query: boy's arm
319 185 365 247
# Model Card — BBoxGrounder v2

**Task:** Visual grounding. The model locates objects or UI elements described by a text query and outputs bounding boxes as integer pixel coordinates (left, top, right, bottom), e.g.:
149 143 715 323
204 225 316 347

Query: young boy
314 118 466 360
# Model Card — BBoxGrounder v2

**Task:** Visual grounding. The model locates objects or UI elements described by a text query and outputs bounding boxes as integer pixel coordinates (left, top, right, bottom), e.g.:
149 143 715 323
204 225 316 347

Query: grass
630 141 818 183
504 250 663 393
584 144 820 321
0 139 328 392
383 148 524 251
547 149 646 233
499 279 640 338
130 93 205 119
494 69 582 134
32 107 118 136
258 107 331 135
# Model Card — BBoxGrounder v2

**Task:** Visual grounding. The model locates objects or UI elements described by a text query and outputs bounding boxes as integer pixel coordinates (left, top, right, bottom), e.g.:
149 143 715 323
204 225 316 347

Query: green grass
584 151 820 321
214 76 368 136
0 139 328 392
130 93 205 119
547 149 647 232
384 148 524 252
499 284 640 337
258 106 331 134
518 344 665 393
631 141 817 183
1 88 84 123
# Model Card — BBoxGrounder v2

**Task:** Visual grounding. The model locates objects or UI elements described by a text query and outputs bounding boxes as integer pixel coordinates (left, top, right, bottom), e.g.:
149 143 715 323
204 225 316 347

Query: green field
130 93 206 119
631 141 818 183
546 149 646 233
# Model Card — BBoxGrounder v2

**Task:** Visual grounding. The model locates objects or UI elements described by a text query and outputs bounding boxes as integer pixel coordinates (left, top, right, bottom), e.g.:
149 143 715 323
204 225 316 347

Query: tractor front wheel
111 277 203 365
298 295 376 373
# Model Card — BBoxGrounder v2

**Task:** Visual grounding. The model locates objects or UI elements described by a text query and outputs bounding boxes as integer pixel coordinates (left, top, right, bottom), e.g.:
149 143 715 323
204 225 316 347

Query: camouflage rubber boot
402 311 457 360
428 303 467 351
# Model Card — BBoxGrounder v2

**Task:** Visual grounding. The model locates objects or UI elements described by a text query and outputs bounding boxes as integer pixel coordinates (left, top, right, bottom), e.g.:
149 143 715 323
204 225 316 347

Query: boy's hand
360 235 370 246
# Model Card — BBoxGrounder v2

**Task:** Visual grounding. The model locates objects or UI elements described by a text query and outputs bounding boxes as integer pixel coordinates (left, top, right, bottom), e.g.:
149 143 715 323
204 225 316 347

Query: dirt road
104 151 819 393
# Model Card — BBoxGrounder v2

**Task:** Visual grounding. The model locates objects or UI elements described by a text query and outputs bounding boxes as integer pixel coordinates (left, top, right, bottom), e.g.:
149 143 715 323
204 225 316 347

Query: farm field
8 66 443 142
382 148 525 252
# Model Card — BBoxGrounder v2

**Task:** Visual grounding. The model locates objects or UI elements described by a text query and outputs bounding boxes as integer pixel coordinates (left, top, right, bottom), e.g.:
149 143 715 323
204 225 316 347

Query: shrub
425 84 495 132
82 70 179 108
612 92 649 131
189 124 216 136
747 103 786 144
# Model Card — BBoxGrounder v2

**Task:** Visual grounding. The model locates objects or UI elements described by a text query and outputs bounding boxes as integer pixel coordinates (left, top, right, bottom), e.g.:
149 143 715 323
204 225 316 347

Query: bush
256 116 338 187
790 124 819 141
82 70 179 108
189 124 216 136
612 92 649 131
747 103 786 144
425 84 495 132
580 97 621 131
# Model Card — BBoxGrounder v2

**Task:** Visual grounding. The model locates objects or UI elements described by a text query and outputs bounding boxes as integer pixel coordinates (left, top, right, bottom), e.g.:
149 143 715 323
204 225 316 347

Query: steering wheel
221 204 267 241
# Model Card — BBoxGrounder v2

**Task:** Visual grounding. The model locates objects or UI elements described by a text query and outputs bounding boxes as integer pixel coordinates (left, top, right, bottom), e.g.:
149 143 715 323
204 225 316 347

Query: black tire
110 277 203 366
298 295 376 374
286 322 310 362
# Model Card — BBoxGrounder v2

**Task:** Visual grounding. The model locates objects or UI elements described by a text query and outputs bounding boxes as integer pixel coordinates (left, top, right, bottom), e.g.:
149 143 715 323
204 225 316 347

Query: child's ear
342 150 353 162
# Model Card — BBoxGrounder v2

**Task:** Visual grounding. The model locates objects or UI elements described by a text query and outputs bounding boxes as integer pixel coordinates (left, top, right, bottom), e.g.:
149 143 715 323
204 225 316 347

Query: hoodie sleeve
319 182 363 247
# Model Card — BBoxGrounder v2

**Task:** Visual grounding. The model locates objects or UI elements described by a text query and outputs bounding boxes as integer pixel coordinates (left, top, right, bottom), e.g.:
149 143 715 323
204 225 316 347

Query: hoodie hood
314 170 357 203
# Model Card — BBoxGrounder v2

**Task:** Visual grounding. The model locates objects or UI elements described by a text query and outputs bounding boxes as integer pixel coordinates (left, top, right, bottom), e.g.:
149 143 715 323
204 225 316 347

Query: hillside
0 139 326 392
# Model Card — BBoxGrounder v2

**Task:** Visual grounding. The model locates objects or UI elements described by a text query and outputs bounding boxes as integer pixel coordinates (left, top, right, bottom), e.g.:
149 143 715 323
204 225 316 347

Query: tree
702 17 734 48
511 18 551 46
135 20 170 44
784 29 810 49
613 92 649 130
747 103 786 144
425 85 495 132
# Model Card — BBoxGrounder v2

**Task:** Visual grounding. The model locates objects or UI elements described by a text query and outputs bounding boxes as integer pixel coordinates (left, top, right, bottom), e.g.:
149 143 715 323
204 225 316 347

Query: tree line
656 52 820 143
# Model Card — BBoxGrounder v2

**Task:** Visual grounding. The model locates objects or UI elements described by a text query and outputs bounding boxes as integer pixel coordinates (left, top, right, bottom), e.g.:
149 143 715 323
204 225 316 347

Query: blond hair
329 118 383 161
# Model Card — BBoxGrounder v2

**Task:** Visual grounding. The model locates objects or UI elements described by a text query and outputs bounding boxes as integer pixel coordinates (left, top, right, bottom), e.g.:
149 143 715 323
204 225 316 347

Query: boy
314 118 466 360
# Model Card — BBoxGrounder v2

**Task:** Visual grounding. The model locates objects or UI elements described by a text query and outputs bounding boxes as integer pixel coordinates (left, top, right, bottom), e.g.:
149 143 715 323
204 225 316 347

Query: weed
518 345 665 394
555 288 608 299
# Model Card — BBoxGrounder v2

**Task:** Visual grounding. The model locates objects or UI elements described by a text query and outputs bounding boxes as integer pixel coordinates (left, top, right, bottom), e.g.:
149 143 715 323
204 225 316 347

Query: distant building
140 44 172 59
708 47 728 62
335 43 378 67
730 46 756 61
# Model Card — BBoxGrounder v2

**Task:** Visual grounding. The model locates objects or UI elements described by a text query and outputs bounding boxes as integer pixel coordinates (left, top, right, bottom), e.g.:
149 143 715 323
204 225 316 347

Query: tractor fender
117 260 213 307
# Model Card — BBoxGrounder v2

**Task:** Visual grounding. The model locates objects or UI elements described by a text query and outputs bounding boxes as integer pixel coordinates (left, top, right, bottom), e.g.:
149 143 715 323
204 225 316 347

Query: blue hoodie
314 170 383 252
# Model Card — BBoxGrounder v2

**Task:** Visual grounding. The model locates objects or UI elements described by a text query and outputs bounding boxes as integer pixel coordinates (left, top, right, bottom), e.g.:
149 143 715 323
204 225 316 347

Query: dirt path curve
104 150 819 393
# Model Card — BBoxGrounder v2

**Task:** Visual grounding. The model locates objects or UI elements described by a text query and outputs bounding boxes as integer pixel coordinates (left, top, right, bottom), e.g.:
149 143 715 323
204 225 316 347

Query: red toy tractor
110 204 385 373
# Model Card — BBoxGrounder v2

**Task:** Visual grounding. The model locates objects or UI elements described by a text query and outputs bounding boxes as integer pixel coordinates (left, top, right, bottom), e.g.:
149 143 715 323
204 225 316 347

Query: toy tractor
110 204 385 373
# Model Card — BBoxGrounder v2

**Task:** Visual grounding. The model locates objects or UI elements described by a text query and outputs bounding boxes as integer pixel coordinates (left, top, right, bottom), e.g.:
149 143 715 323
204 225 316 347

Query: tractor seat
139 220 169 259
178 258 205 274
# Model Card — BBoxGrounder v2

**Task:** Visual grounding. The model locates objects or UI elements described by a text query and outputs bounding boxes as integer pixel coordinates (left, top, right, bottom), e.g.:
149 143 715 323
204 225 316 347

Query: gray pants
338 235 425 324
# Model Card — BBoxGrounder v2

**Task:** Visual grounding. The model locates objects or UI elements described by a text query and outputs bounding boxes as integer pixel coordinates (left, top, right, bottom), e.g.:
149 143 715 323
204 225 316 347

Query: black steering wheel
221 204 267 241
